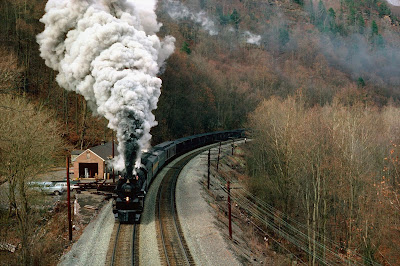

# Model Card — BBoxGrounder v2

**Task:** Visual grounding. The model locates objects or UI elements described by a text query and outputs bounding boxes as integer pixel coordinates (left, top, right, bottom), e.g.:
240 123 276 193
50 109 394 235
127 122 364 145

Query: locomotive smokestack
37 0 175 178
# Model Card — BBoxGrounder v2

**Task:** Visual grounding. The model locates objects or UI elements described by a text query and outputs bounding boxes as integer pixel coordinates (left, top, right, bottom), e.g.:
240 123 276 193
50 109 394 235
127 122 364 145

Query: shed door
79 163 98 178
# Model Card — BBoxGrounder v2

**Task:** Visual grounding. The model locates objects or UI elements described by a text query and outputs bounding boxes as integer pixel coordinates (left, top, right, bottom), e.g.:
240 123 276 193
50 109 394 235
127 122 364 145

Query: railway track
156 152 197 266
106 223 139 266
107 141 237 265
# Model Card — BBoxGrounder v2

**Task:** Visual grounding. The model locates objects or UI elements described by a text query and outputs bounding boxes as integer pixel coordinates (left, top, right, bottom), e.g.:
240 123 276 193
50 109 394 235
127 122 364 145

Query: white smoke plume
244 31 262 45
163 0 218 35
163 0 263 46
386 0 400 6
37 0 175 178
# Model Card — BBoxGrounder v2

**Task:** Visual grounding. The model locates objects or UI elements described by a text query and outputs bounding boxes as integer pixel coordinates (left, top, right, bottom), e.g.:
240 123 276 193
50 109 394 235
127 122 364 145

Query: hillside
154 0 400 134
1 0 400 147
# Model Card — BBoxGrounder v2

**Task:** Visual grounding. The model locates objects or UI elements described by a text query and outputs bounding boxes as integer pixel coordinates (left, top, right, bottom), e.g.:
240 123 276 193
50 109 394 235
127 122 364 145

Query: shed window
86 152 90 159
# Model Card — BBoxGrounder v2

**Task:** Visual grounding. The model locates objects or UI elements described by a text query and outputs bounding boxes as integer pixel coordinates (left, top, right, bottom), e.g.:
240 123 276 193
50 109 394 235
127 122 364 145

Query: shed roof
89 142 119 160
71 150 84 156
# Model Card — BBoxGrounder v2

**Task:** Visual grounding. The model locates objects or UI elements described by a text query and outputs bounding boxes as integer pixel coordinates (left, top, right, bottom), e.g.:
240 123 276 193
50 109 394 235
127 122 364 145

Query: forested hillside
1 0 400 146
153 0 400 142
1 0 400 264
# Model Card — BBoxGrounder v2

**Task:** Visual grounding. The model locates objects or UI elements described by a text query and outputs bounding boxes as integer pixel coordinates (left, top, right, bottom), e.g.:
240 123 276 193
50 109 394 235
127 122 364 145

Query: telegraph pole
227 179 232 240
66 156 72 241
207 149 211 189
112 132 115 183
217 141 221 172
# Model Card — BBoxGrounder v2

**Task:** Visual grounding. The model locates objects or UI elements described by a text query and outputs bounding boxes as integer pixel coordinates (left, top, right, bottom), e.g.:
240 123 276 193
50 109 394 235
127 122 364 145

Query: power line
212 176 379 265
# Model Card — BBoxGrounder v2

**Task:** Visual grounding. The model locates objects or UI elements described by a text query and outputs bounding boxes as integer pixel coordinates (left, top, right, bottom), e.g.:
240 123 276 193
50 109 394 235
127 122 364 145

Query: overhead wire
229 189 359 265
210 141 389 265
219 183 338 265
211 166 376 265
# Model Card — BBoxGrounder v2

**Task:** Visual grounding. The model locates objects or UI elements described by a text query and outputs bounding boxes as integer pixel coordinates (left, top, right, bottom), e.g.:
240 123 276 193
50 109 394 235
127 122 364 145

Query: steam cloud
164 0 218 35
244 31 262 45
386 0 400 6
163 0 262 45
37 0 175 178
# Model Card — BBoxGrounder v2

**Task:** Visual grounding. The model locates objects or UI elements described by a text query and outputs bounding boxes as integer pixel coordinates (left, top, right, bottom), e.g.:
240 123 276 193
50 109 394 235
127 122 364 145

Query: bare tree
246 95 400 264
0 94 63 264
0 49 23 94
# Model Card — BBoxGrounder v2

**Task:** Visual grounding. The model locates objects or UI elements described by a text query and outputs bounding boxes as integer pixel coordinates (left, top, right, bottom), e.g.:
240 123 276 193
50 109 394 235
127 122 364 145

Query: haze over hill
386 0 400 6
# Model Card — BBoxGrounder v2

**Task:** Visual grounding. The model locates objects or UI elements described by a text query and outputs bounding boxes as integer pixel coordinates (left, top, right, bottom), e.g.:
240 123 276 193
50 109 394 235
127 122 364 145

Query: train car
154 141 176 162
113 129 245 223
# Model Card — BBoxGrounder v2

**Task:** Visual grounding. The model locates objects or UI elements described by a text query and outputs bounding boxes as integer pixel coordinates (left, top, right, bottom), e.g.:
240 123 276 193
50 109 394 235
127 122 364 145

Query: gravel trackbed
58 201 114 266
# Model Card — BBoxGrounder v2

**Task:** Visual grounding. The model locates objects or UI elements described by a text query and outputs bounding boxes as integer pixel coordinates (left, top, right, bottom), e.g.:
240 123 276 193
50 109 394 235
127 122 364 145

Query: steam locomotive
113 129 245 223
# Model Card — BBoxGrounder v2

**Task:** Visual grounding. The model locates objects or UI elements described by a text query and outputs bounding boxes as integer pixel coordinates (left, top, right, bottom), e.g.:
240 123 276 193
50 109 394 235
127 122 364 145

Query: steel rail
170 169 192 264
156 152 198 265
157 181 171 266
110 223 121 266
110 223 137 266
132 224 137 266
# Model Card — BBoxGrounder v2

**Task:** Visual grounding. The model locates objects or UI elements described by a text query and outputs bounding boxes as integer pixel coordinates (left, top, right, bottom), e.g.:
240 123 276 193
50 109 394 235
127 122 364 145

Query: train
113 129 245 223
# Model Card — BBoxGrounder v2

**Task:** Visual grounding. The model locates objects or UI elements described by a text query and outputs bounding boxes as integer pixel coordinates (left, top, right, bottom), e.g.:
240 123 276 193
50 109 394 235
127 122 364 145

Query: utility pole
227 179 232 240
112 132 115 183
217 141 221 172
66 156 72 241
207 149 211 189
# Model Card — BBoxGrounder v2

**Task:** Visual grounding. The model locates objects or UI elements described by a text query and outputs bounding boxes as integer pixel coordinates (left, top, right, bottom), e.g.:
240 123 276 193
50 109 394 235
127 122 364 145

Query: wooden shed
73 142 118 179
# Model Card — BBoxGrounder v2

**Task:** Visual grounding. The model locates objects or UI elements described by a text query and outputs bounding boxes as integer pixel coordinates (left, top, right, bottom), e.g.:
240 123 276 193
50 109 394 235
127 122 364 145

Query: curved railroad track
155 152 199 266
107 140 236 265
106 223 139 266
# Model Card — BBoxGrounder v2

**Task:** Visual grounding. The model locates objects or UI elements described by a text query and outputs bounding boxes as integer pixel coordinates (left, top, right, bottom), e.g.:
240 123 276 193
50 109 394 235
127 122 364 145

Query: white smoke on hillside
244 31 262 45
163 0 262 45
386 0 400 6
37 0 175 177
164 0 218 35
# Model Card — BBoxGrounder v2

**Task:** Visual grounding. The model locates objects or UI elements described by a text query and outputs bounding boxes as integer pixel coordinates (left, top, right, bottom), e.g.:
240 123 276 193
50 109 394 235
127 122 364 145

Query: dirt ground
0 169 110 265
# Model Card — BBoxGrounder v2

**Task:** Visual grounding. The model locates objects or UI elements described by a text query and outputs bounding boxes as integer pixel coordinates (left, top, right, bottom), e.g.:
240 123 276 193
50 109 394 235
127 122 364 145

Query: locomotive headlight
126 197 130 202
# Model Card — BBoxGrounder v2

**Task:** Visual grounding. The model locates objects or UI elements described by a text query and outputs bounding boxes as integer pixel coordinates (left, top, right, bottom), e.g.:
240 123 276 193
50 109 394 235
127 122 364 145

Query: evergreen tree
308 0 315 24
181 41 191 55
357 77 366 88
292 0 304 5
216 6 230 25
317 0 327 31
348 7 356 25
378 1 391 17
230 9 241 29
371 20 378 36
328 8 337 32
357 13 365 34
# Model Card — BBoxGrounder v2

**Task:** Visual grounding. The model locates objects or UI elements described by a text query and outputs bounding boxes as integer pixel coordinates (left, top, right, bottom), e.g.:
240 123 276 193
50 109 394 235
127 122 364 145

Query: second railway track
156 152 197 266
108 141 237 265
